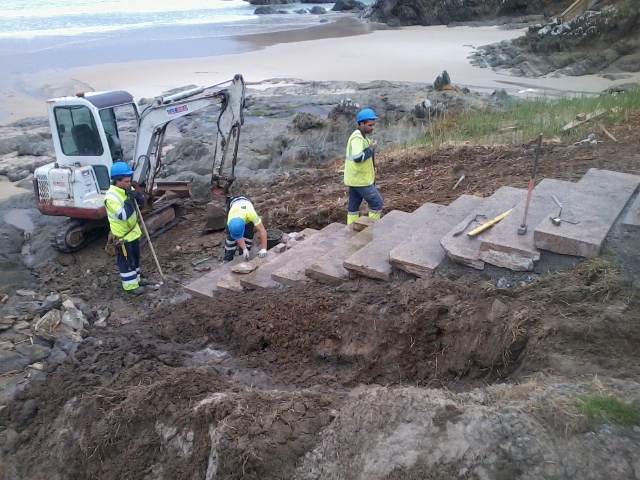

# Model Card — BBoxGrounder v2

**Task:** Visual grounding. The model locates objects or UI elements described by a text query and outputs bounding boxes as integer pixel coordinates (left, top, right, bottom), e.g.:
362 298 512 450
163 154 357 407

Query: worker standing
223 196 269 263
344 108 383 225
104 162 148 295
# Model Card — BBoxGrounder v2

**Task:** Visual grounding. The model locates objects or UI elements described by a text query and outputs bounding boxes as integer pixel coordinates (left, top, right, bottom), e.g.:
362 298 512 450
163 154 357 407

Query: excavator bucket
203 185 230 232
204 199 227 232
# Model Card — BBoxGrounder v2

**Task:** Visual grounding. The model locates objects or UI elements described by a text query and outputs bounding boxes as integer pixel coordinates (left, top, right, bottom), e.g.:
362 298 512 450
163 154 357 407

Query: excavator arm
132 74 245 200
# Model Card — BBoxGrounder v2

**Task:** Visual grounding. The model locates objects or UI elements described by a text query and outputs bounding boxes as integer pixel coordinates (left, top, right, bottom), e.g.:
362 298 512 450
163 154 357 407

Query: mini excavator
33 74 245 252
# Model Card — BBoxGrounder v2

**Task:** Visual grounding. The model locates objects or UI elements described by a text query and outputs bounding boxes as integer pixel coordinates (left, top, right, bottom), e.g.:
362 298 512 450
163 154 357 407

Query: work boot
139 278 150 286
128 286 145 296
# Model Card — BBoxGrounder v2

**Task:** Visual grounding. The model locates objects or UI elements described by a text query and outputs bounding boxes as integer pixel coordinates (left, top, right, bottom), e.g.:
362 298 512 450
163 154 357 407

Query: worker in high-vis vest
104 162 148 295
223 196 269 263
344 108 383 225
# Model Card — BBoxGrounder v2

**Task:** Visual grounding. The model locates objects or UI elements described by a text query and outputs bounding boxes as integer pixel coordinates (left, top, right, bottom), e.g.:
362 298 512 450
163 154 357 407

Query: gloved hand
242 248 250 261
258 249 268 258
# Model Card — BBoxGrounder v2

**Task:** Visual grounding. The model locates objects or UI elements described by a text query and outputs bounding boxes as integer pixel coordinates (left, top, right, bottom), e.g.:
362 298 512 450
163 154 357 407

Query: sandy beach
3 20 640 126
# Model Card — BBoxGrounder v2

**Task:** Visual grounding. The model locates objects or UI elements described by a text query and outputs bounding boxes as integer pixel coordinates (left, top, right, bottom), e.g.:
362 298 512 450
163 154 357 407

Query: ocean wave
0 0 254 19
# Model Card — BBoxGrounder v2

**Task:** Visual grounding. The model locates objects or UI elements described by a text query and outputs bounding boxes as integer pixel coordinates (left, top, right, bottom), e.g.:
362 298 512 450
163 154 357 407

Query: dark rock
20 399 38 422
0 350 30 373
37 293 62 314
7 170 31 182
328 98 360 122
254 6 278 14
15 344 51 363
47 347 68 365
309 6 327 14
293 112 325 132
433 70 451 91
293 9 308 13
123 352 140 368
249 0 294 4
17 141 48 157
387 18 401 27
0 428 22 454
54 335 79 356
332 0 365 11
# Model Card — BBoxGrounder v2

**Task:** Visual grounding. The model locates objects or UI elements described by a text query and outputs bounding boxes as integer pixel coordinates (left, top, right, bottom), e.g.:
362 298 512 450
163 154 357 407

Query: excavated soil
2 113 640 478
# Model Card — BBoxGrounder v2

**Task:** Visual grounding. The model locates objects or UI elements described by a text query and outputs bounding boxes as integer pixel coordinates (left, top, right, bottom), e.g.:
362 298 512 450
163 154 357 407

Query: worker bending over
224 196 269 262
104 162 148 295
345 108 383 225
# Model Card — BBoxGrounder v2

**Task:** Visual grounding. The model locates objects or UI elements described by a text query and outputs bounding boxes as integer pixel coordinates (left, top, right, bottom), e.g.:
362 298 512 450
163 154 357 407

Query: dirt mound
295 380 640 479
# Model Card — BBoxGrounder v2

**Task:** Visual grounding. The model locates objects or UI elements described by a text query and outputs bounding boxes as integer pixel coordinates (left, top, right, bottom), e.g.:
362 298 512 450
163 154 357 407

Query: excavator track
49 203 181 253
50 218 109 253
139 202 182 247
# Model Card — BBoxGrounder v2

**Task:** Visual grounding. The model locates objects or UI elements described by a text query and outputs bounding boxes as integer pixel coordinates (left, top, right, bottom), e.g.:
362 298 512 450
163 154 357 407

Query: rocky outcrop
471 0 640 77
248 0 294 5
367 0 572 26
332 0 366 11
254 6 289 14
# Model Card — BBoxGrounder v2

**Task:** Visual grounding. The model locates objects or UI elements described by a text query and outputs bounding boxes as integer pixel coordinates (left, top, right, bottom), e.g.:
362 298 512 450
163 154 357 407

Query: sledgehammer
517 133 543 235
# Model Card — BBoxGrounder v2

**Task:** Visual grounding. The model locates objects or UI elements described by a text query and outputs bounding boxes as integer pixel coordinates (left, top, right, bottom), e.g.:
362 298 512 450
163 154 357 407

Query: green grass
575 395 640 427
420 85 640 147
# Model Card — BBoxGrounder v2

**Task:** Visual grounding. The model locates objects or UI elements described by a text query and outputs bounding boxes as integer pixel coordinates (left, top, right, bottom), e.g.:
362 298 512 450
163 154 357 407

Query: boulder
249 0 294 4
255 6 278 14
15 344 51 363
293 112 325 132
310 6 327 14
0 349 30 373
332 0 365 11
328 98 360 122
433 70 451 91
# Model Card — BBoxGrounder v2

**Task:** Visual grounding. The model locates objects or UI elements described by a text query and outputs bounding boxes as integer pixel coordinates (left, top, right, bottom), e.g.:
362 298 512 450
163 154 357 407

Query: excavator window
54 106 104 157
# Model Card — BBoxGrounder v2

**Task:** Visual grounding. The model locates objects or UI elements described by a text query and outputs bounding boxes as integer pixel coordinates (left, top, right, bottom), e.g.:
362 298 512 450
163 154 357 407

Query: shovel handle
135 202 167 284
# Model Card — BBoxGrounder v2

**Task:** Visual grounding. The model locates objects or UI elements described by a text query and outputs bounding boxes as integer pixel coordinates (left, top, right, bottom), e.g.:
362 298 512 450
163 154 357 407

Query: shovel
135 202 169 293
453 165 467 190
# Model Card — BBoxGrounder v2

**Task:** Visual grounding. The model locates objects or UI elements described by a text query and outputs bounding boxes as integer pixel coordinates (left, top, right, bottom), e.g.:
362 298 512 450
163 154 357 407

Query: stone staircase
185 168 640 299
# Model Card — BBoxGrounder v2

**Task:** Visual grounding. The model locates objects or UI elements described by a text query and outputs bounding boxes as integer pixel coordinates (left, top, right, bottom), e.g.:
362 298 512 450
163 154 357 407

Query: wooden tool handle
467 208 513 237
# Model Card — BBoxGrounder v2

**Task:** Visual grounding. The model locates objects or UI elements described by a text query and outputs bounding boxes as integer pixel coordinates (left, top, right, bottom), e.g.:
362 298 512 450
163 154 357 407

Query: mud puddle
4 208 36 266
187 344 292 391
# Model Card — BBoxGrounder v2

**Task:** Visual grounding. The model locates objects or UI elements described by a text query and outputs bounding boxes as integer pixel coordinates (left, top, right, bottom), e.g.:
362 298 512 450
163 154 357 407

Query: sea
0 0 373 39
0 0 375 74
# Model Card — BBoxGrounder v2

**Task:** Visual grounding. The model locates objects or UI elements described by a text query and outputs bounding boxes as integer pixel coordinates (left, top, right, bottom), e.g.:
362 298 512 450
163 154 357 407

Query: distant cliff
367 0 572 26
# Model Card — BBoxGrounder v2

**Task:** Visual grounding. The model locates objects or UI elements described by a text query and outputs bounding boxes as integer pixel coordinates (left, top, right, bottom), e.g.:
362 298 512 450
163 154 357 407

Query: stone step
478 178 575 271
308 210 410 284
622 191 640 230
215 227 323 293
240 223 355 290
341 202 445 281
440 186 526 270
387 194 484 278
271 218 376 287
183 255 247 300
533 168 640 258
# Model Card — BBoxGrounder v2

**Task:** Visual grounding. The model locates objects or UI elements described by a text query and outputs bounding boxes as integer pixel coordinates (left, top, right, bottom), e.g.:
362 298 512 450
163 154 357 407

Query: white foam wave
0 0 250 19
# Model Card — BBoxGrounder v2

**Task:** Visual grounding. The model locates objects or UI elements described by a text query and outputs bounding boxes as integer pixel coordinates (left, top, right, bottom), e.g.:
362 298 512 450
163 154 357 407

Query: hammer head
517 225 527 235
550 217 561 226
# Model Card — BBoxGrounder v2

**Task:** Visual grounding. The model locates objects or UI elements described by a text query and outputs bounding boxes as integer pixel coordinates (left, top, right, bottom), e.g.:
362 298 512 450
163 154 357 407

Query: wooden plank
563 109 605 131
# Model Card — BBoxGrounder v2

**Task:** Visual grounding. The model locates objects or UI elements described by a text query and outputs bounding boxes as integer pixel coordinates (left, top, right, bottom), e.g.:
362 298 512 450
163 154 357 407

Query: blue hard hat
228 217 246 240
110 161 134 179
357 108 378 123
